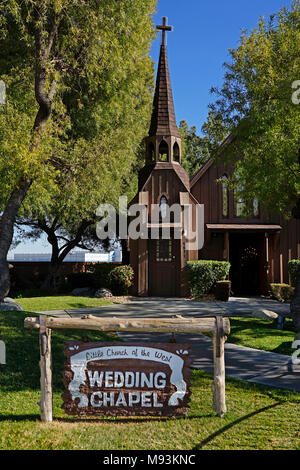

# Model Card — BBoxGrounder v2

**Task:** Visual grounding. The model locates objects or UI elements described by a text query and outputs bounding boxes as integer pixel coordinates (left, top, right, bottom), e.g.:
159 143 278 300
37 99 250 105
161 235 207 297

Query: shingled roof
148 44 180 138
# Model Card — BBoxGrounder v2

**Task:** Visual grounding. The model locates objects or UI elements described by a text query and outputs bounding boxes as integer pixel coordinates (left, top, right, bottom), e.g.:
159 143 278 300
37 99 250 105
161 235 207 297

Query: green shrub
213 280 231 301
187 260 231 298
90 263 119 288
288 260 300 287
108 265 134 295
66 272 95 289
270 283 295 302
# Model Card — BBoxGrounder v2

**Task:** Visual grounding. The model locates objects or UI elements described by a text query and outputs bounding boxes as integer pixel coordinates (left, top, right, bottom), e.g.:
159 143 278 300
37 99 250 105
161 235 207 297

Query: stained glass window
253 197 259 217
222 175 229 218
160 196 168 219
234 186 246 217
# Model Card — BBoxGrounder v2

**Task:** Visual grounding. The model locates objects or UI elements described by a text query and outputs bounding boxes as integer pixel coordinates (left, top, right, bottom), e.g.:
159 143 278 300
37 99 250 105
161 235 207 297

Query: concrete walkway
118 331 300 393
39 296 291 318
37 297 299 393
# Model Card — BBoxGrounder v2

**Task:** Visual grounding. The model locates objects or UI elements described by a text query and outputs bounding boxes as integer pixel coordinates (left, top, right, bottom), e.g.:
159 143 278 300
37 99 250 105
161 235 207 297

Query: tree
14 154 141 288
0 0 156 299
204 1 300 329
179 120 213 177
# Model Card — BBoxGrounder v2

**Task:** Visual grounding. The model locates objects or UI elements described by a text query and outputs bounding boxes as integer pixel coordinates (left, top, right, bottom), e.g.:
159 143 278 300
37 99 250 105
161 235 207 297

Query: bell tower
129 17 198 297
145 17 182 166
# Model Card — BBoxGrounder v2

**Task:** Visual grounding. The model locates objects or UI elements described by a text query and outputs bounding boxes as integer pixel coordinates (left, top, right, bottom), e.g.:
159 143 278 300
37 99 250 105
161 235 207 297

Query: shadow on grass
193 401 284 450
54 413 214 425
0 311 116 392
0 414 40 422
229 318 294 355
271 342 294 355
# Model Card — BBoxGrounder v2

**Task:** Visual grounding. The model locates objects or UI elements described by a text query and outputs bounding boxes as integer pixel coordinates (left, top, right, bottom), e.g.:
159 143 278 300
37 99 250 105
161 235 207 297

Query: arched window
147 142 155 161
253 197 259 217
159 140 169 162
160 196 168 219
234 186 246 217
173 142 180 162
221 175 229 218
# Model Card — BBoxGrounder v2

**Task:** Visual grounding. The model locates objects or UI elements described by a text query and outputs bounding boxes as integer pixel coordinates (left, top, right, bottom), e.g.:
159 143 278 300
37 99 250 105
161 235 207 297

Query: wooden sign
62 342 192 417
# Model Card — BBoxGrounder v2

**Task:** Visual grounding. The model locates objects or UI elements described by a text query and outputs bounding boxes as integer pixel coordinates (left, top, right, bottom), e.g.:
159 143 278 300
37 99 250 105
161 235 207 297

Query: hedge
108 265 134 296
90 263 118 289
65 272 96 289
270 283 295 303
213 280 231 301
288 260 300 287
187 260 231 298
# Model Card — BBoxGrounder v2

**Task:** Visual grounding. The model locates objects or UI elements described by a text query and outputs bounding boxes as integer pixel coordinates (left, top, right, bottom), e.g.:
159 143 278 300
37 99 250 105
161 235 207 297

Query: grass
0 310 299 450
228 317 296 356
14 296 114 312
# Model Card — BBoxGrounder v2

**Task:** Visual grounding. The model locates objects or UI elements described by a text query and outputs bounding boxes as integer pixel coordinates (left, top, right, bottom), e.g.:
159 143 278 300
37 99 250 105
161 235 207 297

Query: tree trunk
41 263 64 291
40 219 92 290
0 178 32 301
121 238 129 265
291 264 300 332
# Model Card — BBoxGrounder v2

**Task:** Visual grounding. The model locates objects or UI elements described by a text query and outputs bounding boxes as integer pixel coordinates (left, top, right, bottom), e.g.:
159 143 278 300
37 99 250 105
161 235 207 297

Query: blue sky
10 0 293 255
151 0 293 133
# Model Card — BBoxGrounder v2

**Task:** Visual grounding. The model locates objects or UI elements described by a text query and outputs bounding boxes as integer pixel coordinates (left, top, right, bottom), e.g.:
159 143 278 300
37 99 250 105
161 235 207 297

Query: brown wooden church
129 18 300 298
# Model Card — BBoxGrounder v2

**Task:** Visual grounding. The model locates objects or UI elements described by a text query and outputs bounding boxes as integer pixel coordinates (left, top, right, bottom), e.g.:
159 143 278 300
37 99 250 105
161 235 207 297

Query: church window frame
173 142 180 163
158 140 169 162
234 185 246 218
147 142 155 162
253 197 260 218
221 174 229 218
159 195 169 220
155 239 173 262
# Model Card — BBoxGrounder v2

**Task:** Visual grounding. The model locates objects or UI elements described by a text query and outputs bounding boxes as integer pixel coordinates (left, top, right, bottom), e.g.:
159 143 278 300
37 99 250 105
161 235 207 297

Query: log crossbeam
24 315 230 335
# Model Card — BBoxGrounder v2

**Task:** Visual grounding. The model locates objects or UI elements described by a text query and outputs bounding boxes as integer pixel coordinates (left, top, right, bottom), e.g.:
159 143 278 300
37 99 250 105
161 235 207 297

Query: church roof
190 134 236 188
138 162 190 193
148 44 181 138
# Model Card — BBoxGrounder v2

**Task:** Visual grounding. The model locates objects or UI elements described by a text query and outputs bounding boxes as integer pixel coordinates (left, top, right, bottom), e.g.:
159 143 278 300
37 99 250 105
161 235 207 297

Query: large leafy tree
14 155 141 288
0 0 156 299
179 120 213 177
204 1 300 328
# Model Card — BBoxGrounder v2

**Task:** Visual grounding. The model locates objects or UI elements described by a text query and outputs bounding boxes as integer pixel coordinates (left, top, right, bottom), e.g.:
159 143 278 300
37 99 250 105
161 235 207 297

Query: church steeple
146 17 182 164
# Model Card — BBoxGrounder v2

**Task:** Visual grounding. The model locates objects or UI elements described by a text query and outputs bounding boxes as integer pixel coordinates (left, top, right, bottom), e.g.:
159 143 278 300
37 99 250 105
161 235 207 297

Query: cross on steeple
156 17 173 46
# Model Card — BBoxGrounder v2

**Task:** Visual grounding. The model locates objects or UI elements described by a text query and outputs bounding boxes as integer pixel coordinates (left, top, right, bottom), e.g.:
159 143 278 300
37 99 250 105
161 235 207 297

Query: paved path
37 297 299 393
118 331 300 393
38 296 291 318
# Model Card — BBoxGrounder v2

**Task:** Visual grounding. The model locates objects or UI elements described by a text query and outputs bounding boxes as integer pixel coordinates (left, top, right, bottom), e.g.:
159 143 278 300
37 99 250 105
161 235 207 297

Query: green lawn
15 296 114 312
228 317 296 356
0 310 299 450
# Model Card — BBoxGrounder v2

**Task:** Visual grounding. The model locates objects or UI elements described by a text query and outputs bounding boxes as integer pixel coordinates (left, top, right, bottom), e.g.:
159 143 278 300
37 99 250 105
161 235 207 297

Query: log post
39 315 53 423
211 317 227 418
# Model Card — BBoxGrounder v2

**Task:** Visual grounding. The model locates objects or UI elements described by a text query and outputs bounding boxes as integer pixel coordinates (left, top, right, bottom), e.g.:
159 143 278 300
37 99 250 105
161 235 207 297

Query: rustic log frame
25 314 230 422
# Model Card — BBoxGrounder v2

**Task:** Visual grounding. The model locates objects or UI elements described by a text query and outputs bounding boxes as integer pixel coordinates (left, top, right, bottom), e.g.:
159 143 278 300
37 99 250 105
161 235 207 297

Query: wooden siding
190 159 300 286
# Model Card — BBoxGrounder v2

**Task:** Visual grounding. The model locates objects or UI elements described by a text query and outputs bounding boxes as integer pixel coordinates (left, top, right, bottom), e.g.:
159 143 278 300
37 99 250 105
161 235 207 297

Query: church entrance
148 238 177 297
229 233 264 296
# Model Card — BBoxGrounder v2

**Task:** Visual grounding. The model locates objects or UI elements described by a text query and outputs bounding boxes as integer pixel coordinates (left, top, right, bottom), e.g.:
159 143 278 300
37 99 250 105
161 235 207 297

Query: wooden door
148 239 177 296
229 233 262 295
